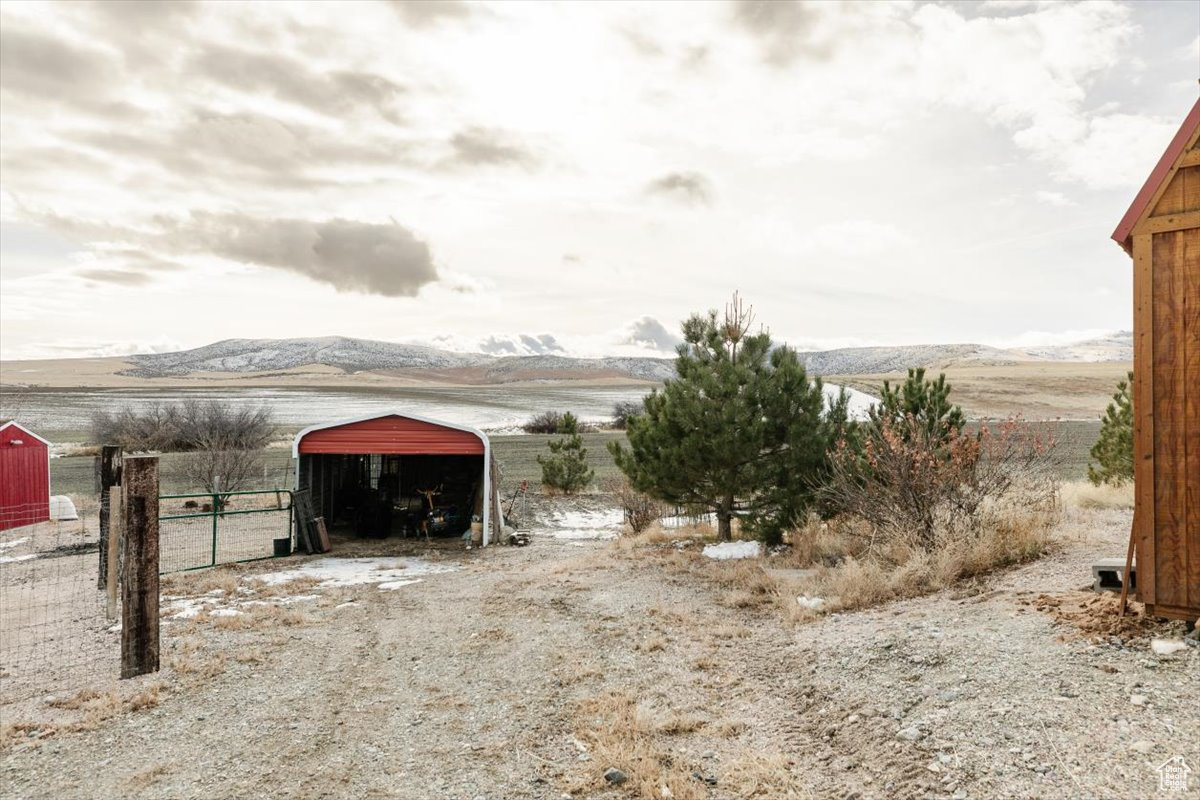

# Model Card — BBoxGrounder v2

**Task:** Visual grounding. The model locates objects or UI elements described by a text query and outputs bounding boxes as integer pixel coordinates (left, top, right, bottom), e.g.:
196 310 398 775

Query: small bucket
273 537 292 558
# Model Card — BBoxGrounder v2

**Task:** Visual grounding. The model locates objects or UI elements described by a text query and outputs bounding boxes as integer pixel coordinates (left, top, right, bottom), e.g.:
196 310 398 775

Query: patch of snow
276 594 320 604
210 608 243 618
256 557 455 587
539 508 624 540
0 554 36 564
168 598 216 619
1151 639 1187 656
702 541 762 560
796 595 826 610
378 579 423 591
334 601 360 609
0 537 30 550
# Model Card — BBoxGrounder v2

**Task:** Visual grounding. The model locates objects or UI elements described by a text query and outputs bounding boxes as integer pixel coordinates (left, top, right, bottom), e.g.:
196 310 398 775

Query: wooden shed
292 412 502 546
0 421 51 532
1111 97 1200 622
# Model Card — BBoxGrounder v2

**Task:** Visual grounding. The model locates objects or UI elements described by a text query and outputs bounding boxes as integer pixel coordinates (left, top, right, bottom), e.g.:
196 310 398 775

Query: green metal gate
158 490 293 574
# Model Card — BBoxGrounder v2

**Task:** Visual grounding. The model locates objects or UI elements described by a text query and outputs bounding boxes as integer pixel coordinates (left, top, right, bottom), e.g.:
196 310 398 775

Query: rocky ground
1 500 1197 800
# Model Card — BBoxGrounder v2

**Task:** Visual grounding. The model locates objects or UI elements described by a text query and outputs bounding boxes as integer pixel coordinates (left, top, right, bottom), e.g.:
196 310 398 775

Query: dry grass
3 683 166 749
1059 480 1133 510
800 506 1057 614
208 604 308 631
569 691 707 800
161 569 239 597
614 520 715 550
721 750 810 799
125 763 172 791
168 638 228 681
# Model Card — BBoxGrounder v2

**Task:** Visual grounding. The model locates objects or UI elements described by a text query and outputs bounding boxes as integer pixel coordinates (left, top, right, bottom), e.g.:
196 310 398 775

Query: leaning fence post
97 445 123 589
121 456 160 679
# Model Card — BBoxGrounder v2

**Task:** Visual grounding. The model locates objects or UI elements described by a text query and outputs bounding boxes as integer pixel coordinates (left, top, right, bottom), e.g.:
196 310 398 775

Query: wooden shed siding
297 415 485 456
1151 230 1187 609
1185 229 1200 607
1132 233 1156 604
0 423 50 531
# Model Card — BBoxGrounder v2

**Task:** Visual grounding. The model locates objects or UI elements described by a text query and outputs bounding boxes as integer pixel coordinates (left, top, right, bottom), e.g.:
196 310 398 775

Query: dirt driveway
2 505 1197 800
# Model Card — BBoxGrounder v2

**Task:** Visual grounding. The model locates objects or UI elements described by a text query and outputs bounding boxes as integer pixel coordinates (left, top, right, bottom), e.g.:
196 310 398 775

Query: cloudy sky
1 0 1197 361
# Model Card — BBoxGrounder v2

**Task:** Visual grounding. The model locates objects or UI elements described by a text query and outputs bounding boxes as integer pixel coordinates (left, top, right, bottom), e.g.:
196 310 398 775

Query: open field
43 423 1099 502
830 361 1131 421
2 501 1195 799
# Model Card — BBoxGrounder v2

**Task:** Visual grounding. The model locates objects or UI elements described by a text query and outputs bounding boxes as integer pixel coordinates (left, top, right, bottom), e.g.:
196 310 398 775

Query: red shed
0 421 51 532
292 412 500 545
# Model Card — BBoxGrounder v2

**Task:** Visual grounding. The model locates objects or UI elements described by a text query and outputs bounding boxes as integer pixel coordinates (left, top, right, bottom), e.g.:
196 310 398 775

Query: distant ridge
116 332 1132 383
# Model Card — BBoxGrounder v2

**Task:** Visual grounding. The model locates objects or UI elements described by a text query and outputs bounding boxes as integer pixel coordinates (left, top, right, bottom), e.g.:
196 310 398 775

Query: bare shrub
91 399 273 452
521 410 564 434
824 415 1059 551
604 478 666 533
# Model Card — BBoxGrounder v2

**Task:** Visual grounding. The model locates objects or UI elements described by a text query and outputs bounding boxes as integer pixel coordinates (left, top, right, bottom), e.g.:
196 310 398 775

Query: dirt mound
1026 591 1185 642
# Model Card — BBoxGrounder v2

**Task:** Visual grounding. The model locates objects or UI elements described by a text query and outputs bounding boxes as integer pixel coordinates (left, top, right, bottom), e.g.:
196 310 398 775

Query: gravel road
2 503 1196 800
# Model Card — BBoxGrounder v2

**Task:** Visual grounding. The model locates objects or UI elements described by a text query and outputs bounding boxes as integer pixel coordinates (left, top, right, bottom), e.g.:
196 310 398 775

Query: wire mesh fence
158 490 293 574
0 503 118 708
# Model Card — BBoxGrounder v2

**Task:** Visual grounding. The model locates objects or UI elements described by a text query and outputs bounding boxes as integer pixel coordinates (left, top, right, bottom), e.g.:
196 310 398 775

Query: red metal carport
292 412 499 545
0 421 51 532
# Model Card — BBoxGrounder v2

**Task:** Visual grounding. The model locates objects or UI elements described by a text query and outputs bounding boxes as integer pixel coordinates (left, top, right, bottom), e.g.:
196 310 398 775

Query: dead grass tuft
569 691 707 800
721 750 810 798
1059 480 1133 510
125 763 172 790
614 520 715 550
161 569 238 597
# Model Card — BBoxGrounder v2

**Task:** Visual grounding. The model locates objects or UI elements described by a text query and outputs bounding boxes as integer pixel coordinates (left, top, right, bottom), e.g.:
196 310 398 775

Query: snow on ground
255 557 457 587
0 554 36 564
0 537 30 550
702 541 762 560
825 384 876 420
537 508 625 540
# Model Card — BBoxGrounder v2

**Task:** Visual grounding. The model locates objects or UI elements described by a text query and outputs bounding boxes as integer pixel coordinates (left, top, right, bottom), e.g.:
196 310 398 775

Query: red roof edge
1112 98 1200 254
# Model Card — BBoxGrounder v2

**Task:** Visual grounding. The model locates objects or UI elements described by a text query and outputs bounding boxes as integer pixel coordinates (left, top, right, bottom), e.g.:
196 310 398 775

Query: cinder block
1092 557 1137 593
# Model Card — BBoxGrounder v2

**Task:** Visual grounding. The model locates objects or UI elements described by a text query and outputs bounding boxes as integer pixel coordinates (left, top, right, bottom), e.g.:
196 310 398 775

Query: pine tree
609 294 850 543
1088 372 1133 486
537 412 594 493
871 367 965 443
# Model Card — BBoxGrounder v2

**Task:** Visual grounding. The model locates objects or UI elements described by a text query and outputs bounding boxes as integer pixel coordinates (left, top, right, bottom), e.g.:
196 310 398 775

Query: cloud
0 24 128 113
446 127 538 168
645 171 714 206
174 214 438 297
1034 190 1075 208
731 0 838 65
387 0 474 27
622 316 683 352
190 45 405 121
77 268 154 286
477 333 565 356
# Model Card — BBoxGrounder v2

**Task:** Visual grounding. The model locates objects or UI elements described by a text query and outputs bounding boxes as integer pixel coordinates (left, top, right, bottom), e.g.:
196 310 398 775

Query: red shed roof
293 412 487 457
1112 98 1200 253
0 421 51 447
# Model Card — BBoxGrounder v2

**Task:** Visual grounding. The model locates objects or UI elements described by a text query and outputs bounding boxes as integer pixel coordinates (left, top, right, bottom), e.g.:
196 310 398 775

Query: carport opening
299 453 484 540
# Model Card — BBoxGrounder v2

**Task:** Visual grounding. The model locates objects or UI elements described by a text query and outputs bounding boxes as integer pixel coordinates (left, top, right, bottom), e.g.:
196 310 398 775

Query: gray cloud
0 24 130 113
732 0 833 65
447 127 538 168
623 316 683 352
175 214 438 296
69 111 410 190
645 171 714 206
78 268 154 287
388 0 475 27
190 45 405 121
478 333 565 356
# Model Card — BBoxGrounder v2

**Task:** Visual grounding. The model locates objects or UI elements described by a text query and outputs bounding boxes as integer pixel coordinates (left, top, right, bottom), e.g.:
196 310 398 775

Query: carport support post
96 445 123 589
120 456 160 679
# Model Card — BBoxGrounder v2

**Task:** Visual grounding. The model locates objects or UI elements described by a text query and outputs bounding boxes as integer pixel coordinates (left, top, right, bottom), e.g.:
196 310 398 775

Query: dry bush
522 410 564 434
825 415 1059 550
1060 480 1133 510
570 691 707 800
779 514 865 567
604 477 667 534
613 519 715 550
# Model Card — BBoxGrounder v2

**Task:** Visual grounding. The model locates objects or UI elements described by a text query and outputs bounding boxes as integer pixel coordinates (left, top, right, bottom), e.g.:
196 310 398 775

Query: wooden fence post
106 484 122 620
121 456 160 679
97 445 123 589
